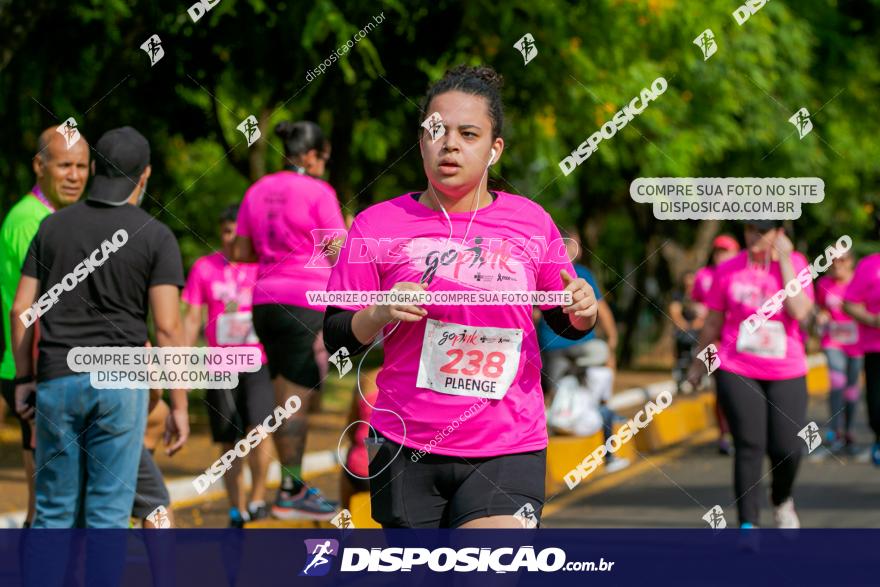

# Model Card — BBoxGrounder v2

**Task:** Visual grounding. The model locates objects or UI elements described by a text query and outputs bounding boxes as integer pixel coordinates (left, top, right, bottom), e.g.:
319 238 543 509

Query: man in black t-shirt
10 126 190 530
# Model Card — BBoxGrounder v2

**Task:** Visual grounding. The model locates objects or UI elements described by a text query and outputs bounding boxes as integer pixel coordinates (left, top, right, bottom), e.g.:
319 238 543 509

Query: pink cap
712 235 740 252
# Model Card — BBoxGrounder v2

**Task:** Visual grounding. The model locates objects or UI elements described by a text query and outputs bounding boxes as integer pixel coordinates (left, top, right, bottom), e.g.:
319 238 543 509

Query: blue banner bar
0 529 874 586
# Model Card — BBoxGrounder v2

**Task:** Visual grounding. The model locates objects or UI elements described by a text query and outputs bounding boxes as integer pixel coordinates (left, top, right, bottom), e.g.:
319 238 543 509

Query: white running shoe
773 498 800 529
605 457 631 473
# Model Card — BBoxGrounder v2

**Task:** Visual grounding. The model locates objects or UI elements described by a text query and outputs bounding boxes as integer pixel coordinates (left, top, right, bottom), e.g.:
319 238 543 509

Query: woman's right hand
373 281 428 324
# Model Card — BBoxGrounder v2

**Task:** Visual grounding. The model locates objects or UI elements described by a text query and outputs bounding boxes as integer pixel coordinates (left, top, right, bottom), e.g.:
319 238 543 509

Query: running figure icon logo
693 29 717 61
697 344 720 374
145 505 171 529
140 34 165 66
702 505 727 530
305 228 346 268
514 33 538 65
331 509 355 529
788 108 813 139
57 118 81 150
513 503 539 528
798 421 822 453
421 112 445 143
237 115 261 147
329 347 352 377
300 539 339 577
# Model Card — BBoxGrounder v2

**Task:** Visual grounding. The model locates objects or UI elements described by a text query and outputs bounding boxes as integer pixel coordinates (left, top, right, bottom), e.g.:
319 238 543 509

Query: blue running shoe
229 507 248 528
740 522 756 529
872 442 880 467
272 487 338 521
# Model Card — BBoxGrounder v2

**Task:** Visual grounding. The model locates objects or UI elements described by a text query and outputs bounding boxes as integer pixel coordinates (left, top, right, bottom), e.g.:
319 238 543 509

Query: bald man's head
32 125 90 209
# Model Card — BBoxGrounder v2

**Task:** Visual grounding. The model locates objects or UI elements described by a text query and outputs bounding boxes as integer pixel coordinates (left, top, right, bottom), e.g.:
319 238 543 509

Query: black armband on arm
543 306 594 340
323 306 373 357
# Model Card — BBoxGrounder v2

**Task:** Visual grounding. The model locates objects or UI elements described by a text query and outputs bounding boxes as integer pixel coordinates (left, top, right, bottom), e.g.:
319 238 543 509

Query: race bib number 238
416 319 523 400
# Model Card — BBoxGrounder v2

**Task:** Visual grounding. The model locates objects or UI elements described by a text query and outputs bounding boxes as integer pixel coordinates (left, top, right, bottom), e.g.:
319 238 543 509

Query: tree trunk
247 106 271 182
617 200 662 367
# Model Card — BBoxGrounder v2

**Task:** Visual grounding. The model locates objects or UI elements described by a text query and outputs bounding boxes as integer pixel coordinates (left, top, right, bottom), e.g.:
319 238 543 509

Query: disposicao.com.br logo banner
299 538 610 575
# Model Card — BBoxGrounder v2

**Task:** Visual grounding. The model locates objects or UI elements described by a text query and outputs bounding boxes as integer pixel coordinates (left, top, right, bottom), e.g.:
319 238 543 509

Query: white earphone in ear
489 148 497 164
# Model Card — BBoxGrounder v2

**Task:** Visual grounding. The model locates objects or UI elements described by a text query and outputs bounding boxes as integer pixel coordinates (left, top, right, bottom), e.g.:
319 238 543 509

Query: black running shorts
252 304 323 388
205 364 275 443
367 431 546 528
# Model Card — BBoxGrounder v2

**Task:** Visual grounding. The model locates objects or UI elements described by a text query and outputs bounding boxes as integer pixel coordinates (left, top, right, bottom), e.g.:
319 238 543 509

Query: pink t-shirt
326 191 576 458
691 266 714 304
236 171 346 310
182 252 267 363
844 253 880 353
816 275 861 356
705 251 813 380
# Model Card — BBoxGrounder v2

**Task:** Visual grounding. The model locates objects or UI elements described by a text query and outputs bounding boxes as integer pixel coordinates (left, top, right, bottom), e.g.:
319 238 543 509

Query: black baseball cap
87 126 150 206
743 219 782 231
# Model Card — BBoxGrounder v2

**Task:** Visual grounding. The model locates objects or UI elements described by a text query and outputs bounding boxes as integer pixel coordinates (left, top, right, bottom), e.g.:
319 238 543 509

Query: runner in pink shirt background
688 220 812 528
322 65 598 529
843 252 880 466
233 121 346 520
815 251 862 454
691 234 740 305
183 204 274 527
689 233 739 455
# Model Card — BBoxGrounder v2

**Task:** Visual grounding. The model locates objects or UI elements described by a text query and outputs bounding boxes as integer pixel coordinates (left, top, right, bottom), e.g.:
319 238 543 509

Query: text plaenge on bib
417 318 523 400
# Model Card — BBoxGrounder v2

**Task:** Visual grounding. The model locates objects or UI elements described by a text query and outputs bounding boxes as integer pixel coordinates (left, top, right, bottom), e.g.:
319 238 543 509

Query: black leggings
862 353 880 442
715 369 807 526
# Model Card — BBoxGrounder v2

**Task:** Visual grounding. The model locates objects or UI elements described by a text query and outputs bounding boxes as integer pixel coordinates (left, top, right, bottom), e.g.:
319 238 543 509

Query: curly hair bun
442 65 504 91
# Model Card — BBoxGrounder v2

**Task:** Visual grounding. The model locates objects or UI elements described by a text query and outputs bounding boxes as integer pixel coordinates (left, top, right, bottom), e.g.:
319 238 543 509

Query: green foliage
1 0 877 363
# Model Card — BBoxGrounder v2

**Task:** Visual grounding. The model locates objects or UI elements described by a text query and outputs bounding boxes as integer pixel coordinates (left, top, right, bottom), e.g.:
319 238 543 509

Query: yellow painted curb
635 398 689 452
545 433 604 493
680 396 710 434
807 363 830 397
349 491 381 529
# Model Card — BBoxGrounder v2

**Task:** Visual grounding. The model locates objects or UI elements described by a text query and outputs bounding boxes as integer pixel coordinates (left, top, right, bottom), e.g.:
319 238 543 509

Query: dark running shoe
248 502 269 521
271 487 338 521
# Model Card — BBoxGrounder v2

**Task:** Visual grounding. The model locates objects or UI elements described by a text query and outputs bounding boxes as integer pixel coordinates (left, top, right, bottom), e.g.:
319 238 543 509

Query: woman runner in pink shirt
843 250 880 465
815 251 862 453
690 235 739 454
233 121 346 520
687 220 812 528
323 65 598 528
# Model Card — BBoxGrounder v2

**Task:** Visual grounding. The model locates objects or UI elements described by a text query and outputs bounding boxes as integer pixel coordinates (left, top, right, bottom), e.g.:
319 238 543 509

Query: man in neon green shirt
0 126 89 526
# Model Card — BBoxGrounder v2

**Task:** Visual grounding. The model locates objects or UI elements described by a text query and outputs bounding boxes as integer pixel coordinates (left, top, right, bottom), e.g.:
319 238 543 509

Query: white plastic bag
547 367 614 436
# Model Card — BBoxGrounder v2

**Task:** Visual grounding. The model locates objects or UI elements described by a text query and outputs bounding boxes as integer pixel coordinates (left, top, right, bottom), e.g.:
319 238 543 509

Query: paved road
543 397 879 529
172 396 879 529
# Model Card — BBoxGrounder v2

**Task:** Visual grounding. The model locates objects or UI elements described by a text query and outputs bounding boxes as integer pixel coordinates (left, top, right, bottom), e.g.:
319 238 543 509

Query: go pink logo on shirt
730 281 766 308
824 291 843 311
405 237 529 289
